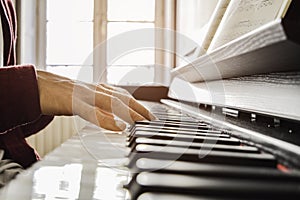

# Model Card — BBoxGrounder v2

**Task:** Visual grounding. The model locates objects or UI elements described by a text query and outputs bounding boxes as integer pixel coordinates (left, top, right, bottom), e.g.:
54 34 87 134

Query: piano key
131 127 230 138
152 112 184 116
151 108 180 112
131 124 222 134
153 110 187 114
133 122 212 131
126 172 300 200
152 112 184 117
127 131 240 147
135 158 300 181
128 121 212 133
154 116 199 122
153 113 191 118
137 192 300 200
127 144 277 168
135 121 212 129
155 119 209 125
137 192 228 200
156 118 202 123
153 112 195 117
133 138 258 153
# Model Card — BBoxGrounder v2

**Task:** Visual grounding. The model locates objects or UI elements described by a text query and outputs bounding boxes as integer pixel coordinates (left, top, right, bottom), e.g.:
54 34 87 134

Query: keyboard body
1 101 300 200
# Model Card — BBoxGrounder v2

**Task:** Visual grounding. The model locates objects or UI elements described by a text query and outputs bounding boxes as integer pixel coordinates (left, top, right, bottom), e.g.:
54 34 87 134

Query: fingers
73 99 126 131
128 98 157 121
96 94 147 124
92 84 157 121
116 94 157 121
74 84 147 124
101 90 156 122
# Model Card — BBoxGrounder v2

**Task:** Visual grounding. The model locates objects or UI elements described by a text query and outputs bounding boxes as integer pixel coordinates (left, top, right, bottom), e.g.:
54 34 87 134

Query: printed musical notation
208 0 285 51
238 19 265 28
237 0 274 12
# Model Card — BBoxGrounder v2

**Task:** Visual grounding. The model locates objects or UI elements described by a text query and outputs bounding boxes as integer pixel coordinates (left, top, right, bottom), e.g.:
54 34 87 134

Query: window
46 0 94 82
105 0 156 85
18 0 175 85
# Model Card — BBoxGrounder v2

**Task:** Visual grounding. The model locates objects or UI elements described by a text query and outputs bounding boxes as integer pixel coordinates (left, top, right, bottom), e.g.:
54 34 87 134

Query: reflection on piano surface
1 101 300 199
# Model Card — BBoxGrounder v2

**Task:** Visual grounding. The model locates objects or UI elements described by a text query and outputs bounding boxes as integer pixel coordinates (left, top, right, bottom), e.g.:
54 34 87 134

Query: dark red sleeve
1 0 17 66
0 65 44 133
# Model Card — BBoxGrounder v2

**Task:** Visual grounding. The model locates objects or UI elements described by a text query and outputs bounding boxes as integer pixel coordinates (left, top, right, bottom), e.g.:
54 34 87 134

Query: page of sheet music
200 0 231 55
176 0 218 67
208 0 287 52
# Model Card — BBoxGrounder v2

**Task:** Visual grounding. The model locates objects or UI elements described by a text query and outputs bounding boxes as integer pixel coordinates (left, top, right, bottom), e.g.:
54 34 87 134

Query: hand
37 70 156 131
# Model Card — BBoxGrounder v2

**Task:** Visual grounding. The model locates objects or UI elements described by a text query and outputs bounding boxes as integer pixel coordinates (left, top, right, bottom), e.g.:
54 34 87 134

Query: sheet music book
198 0 292 55
172 0 298 83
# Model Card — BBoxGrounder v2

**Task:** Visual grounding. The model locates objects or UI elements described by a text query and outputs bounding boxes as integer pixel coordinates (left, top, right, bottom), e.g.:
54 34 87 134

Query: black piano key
154 113 192 118
131 127 229 138
126 172 300 200
131 124 222 135
135 121 211 129
151 110 181 114
156 120 209 126
128 125 225 141
127 131 240 147
156 118 201 123
128 121 212 133
153 111 183 114
133 138 258 153
155 116 200 122
153 112 195 118
127 144 276 168
135 158 300 181
151 109 180 113
151 110 203 122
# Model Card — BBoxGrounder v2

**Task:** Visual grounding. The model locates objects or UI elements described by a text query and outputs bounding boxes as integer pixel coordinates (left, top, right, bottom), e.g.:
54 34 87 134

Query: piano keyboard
125 103 300 199
1 101 300 199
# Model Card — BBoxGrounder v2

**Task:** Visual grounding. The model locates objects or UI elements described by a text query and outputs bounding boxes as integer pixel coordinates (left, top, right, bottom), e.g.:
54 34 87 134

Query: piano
1 1 300 200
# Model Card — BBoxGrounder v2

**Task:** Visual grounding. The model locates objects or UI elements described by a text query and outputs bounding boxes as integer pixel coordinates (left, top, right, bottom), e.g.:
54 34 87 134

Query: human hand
37 70 156 131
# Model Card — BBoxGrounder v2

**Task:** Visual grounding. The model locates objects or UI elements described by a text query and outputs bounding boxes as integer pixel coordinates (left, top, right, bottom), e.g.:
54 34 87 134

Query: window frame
17 0 176 85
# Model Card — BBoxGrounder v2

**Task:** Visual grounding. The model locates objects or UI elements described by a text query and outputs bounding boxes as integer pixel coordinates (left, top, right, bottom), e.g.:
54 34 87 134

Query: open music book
199 0 292 56
172 0 299 83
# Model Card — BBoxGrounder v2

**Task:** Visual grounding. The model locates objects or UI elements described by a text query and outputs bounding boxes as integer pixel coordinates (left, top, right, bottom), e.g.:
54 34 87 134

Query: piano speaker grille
26 116 85 157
